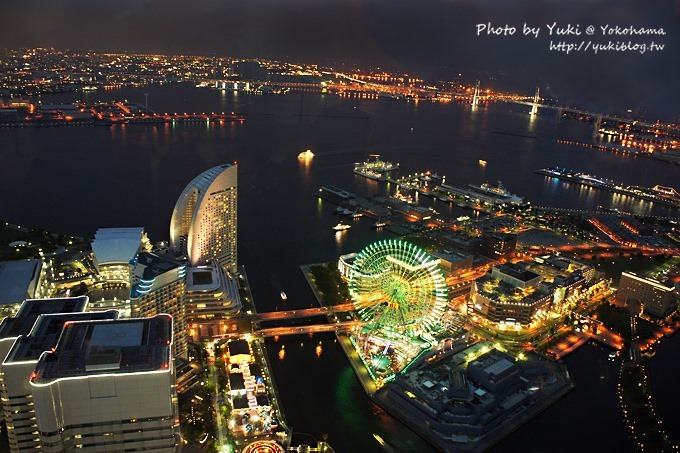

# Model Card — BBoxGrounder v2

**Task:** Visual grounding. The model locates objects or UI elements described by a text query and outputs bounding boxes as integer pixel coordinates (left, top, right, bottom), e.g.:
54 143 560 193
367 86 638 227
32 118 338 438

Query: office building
131 252 188 360
29 315 179 452
170 164 238 272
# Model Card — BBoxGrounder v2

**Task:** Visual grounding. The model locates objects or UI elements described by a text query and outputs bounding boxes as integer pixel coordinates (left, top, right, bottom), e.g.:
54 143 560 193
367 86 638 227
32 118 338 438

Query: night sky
1 0 678 120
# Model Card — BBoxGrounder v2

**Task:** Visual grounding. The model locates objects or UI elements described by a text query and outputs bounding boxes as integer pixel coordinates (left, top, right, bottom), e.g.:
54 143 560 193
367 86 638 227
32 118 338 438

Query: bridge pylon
530 87 540 116
472 80 480 107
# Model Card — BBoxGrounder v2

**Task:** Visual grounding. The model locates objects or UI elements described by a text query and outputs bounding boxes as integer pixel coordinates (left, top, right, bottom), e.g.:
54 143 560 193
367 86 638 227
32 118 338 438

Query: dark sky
1 0 678 119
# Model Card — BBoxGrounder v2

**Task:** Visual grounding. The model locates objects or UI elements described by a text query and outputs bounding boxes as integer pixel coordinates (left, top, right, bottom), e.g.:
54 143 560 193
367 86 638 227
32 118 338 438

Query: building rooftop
186 266 220 291
30 314 172 383
0 296 89 339
5 310 119 363
496 264 540 283
91 227 146 266
0 259 42 306
228 339 250 357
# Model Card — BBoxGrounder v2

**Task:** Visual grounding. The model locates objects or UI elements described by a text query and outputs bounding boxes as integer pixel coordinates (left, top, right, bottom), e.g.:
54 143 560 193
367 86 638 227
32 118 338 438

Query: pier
535 167 680 209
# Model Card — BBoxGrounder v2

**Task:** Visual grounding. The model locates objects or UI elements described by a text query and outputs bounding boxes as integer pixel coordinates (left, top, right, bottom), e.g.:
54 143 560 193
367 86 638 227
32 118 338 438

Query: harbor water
1 83 678 451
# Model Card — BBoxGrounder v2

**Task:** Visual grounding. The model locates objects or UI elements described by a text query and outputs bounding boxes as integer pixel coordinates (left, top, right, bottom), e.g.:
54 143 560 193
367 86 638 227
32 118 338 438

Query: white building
29 315 179 452
170 164 238 273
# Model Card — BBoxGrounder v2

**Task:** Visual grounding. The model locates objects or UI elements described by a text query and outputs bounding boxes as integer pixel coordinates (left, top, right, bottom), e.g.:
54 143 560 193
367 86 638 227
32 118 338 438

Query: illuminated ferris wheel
348 239 448 336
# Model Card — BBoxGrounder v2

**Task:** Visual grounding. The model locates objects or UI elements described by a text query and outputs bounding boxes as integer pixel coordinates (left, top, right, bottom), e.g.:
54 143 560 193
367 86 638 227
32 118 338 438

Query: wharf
535 168 680 209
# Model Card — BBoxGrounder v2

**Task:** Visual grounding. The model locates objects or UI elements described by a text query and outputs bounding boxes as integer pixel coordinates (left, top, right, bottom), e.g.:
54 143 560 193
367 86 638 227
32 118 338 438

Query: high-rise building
0 296 92 452
170 164 238 273
0 307 118 452
131 251 188 360
29 315 179 452
615 272 678 317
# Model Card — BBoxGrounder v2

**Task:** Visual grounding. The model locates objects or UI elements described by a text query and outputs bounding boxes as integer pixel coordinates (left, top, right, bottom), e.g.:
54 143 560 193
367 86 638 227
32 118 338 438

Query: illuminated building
383 343 572 451
29 315 179 452
90 228 151 313
224 339 280 442
131 252 188 360
337 252 358 281
0 299 117 453
0 296 89 370
470 258 589 327
91 227 150 283
185 265 241 340
170 164 238 273
615 272 678 318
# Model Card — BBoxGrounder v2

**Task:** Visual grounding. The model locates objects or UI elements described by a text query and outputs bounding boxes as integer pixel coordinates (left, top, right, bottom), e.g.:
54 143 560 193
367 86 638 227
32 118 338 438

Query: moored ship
354 154 399 181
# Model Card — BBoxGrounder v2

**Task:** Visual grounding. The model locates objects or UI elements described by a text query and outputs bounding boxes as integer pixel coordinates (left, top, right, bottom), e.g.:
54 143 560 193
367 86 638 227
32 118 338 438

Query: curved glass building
170 164 237 272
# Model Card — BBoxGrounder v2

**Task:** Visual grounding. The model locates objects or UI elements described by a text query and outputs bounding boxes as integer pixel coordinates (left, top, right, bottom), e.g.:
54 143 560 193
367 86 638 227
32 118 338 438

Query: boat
297 149 315 160
438 181 524 205
280 291 288 301
372 220 388 229
353 154 399 181
351 211 364 218
333 223 351 231
479 159 487 166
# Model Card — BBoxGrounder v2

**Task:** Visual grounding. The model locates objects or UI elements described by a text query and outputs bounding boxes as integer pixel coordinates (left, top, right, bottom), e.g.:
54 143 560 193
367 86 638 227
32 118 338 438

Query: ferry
372 220 388 229
297 149 315 160
354 154 399 181
438 181 524 206
332 223 351 231
478 159 487 166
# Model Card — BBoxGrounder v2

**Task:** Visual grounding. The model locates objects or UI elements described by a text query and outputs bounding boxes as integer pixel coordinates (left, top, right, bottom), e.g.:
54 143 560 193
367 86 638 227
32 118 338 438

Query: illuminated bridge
213 303 364 339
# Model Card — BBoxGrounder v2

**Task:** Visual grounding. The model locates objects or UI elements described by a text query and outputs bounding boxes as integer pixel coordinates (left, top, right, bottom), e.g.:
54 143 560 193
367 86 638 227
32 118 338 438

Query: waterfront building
382 343 572 451
0 305 117 452
131 251 188 360
29 315 179 452
170 164 238 273
185 265 241 340
615 272 678 318
0 259 47 318
90 228 151 313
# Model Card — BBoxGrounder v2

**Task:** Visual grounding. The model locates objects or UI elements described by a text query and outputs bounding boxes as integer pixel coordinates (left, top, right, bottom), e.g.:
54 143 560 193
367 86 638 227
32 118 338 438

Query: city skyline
0 3 679 450
0 0 678 120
